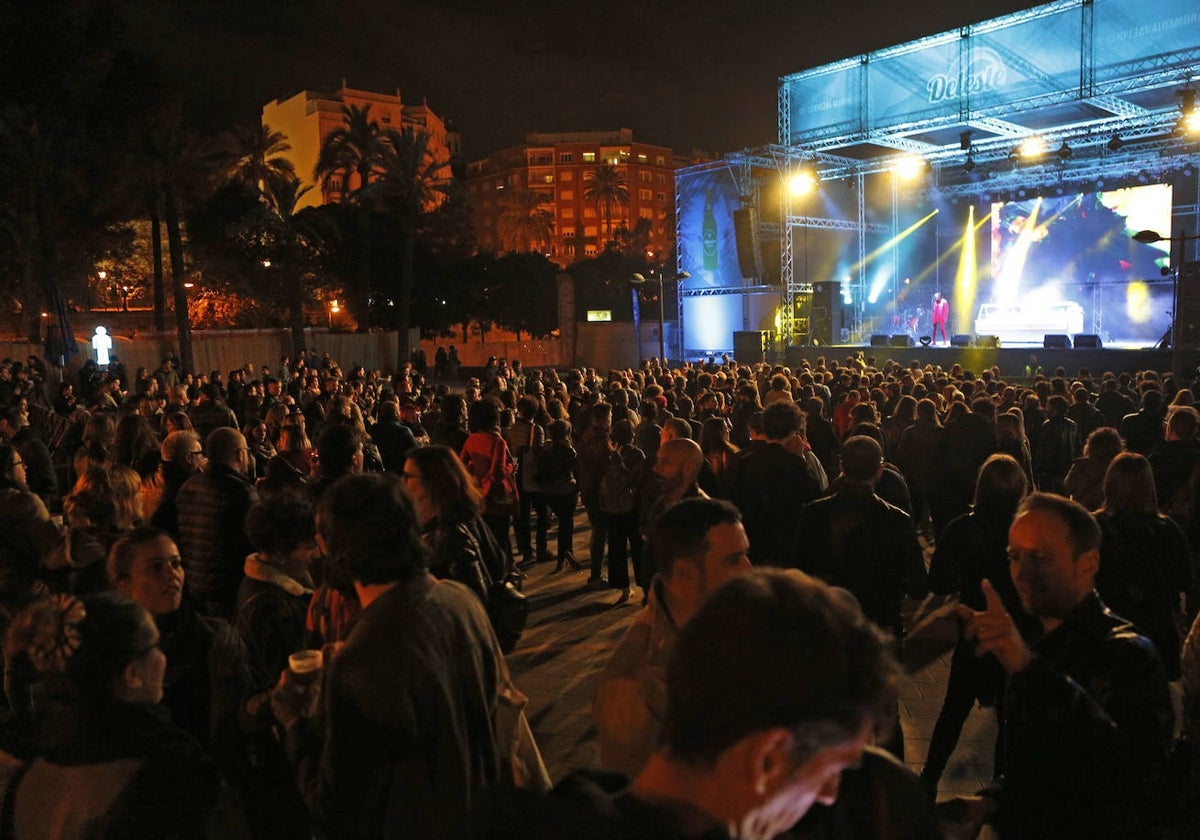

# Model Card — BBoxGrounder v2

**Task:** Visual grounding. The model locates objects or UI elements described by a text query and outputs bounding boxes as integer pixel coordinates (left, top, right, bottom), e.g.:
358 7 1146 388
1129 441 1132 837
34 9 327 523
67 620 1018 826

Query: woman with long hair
1064 426 1124 511
402 446 496 602
922 453 1033 800
459 397 517 572
1094 452 1191 680
115 413 162 481
699 417 739 499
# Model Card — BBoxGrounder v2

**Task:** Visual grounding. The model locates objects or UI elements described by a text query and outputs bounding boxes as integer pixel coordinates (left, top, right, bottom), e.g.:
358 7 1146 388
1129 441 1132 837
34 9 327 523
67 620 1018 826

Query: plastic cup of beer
288 649 323 686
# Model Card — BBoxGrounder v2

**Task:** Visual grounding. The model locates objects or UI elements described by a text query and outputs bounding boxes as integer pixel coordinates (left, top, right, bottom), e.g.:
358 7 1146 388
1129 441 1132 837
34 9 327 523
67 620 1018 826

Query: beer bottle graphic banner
677 165 742 289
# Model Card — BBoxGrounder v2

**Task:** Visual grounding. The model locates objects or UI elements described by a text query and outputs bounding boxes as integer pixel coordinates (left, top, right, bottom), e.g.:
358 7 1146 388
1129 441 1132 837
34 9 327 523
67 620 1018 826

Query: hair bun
27 594 86 675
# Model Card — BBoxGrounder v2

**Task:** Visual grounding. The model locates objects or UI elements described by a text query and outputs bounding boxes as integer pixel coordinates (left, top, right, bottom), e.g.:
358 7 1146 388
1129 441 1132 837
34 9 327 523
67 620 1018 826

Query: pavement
506 507 999 800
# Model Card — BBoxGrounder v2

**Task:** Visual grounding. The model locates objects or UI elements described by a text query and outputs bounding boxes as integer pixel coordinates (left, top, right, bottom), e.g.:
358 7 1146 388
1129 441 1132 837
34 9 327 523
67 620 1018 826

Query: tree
583 163 629 243
361 126 448 369
314 104 384 199
216 122 295 193
498 189 554 253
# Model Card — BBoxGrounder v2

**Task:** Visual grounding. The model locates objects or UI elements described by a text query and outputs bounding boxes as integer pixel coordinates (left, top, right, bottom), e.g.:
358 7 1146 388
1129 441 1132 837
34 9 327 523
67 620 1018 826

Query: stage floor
779 344 1192 379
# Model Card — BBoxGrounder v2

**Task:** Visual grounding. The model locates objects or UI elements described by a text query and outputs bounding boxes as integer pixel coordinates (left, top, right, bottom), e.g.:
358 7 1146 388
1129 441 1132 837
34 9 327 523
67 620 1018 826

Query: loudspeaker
889 334 913 347
1043 334 1071 349
811 281 841 345
733 330 772 364
976 335 1001 348
869 334 889 347
951 334 973 347
1072 334 1102 349
732 208 763 279
1179 262 1200 347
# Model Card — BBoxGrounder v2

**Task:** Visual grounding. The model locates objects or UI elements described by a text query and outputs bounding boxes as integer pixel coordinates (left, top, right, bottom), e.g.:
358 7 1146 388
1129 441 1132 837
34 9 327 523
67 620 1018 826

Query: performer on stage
932 292 949 345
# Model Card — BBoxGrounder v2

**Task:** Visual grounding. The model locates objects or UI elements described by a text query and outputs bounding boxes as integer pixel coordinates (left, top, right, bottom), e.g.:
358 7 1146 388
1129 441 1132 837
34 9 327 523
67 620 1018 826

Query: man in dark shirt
728 402 822 567
1149 404 1200 512
1120 389 1165 455
950 493 1173 839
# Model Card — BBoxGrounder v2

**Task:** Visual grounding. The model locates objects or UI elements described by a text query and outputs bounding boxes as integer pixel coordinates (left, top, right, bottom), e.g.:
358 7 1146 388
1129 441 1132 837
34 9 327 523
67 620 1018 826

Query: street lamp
1133 228 1199 380
631 269 691 365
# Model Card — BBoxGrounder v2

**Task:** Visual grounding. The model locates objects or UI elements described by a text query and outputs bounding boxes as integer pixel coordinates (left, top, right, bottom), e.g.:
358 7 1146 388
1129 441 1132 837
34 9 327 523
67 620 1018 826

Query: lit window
563 229 575 239
639 208 653 219
562 207 575 218
583 207 596 218
637 153 647 162
582 152 596 162
639 188 652 200
584 225 598 237
559 171 573 181
560 153 573 163
584 244 598 256
657 173 666 184
560 189 574 201
639 171 651 183
564 245 575 256
655 156 666 166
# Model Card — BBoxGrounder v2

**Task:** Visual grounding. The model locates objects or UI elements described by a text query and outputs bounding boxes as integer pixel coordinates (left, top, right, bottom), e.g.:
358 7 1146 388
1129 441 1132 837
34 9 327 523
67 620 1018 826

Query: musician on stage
932 292 949 345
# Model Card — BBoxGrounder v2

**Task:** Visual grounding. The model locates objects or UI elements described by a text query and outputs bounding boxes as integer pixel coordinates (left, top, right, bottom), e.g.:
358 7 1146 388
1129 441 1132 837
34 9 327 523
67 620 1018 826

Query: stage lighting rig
1180 89 1198 134
1107 134 1124 152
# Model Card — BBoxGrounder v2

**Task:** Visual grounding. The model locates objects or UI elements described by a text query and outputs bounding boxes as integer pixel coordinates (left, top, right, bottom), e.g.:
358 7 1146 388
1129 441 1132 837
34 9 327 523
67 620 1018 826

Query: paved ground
506 507 999 800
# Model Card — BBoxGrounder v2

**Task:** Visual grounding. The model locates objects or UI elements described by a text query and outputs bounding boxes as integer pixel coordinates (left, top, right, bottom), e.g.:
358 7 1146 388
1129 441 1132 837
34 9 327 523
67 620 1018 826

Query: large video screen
982 183 1173 345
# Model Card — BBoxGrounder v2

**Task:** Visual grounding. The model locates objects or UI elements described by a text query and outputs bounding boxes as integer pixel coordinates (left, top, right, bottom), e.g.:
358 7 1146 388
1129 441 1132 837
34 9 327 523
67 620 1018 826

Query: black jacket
727 442 823 567
176 463 258 614
998 593 1174 839
794 484 928 636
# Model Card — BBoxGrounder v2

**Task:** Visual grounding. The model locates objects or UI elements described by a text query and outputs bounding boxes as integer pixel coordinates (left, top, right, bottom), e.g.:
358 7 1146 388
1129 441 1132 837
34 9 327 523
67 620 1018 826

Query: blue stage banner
1094 0 1200 83
676 165 744 290
971 7 1082 108
786 61 862 142
869 37 962 126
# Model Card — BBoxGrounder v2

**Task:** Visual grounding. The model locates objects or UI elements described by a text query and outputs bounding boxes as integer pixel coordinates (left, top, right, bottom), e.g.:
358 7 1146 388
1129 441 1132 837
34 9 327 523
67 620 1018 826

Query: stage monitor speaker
732 208 763 280
889 335 912 348
976 335 1001 348
811 281 840 345
869 334 889 347
733 330 772 364
950 334 973 347
1043 334 1072 349
1072 334 1102 349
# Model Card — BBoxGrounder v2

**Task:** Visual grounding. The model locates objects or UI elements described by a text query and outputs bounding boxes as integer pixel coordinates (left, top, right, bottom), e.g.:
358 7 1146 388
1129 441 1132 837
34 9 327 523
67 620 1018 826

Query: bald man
644 438 708 535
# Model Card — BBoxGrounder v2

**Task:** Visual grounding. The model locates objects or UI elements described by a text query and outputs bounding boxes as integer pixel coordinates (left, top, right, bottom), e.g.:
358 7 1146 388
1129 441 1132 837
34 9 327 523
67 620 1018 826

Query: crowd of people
0 346 1196 837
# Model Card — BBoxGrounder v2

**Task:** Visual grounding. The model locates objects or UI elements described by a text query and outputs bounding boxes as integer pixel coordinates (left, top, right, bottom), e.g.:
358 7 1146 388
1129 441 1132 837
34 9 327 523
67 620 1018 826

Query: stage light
963 155 976 173
1016 136 1045 159
1180 90 1198 134
891 156 924 180
1056 141 1071 161
959 131 973 151
788 169 817 195
1107 134 1124 152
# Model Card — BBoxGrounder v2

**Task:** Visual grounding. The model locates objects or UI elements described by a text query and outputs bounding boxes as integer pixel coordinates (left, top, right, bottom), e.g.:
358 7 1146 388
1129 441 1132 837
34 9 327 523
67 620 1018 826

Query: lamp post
631 269 690 366
1133 228 1199 381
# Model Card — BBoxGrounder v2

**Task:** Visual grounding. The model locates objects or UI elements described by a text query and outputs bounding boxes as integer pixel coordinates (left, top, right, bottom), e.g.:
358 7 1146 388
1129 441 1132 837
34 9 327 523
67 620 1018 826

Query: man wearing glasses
149 430 205 540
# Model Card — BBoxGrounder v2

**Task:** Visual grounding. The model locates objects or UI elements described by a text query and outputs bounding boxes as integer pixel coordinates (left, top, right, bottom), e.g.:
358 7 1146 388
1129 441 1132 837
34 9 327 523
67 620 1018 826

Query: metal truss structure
684 0 1200 353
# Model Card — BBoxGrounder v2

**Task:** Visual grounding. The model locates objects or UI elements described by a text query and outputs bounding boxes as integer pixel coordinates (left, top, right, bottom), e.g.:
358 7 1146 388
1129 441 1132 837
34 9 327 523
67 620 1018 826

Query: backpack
599 447 638 515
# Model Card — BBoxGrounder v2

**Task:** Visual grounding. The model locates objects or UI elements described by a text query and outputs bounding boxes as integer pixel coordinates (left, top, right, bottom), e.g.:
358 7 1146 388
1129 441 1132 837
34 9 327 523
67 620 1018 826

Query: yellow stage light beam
954 206 979 336
788 170 817 196
848 210 939 272
993 198 1043 304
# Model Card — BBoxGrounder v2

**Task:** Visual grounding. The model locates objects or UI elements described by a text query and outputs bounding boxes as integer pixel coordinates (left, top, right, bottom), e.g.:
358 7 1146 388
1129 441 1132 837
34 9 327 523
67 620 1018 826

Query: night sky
122 0 1044 160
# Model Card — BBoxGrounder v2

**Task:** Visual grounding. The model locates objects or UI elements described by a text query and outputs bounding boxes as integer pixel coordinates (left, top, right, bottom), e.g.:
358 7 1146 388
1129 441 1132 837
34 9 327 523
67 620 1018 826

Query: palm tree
217 122 295 194
136 101 217 375
361 126 447 369
314 104 384 200
498 190 554 253
583 163 629 243
262 171 318 355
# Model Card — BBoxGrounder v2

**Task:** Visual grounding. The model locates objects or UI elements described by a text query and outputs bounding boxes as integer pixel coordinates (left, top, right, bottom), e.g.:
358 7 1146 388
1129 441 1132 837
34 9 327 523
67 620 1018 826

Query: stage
780 344 1195 380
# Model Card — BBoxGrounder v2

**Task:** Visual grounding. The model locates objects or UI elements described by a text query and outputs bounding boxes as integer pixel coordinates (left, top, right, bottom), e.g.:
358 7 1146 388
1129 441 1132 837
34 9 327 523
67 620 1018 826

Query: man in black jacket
728 402 822 567
176 427 258 619
950 493 1173 839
